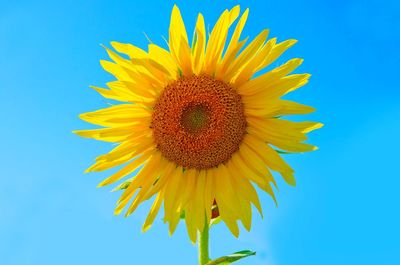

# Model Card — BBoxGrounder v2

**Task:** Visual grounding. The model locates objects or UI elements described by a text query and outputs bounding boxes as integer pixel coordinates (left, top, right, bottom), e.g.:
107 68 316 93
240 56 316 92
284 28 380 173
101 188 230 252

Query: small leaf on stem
206 250 256 265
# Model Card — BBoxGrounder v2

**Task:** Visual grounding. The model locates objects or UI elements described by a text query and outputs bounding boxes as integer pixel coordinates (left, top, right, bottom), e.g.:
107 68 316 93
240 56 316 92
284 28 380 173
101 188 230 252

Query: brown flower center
151 75 246 169
180 103 210 133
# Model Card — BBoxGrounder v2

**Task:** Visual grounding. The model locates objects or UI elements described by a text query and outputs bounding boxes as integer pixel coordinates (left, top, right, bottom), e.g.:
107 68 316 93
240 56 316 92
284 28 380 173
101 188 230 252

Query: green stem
198 220 210 265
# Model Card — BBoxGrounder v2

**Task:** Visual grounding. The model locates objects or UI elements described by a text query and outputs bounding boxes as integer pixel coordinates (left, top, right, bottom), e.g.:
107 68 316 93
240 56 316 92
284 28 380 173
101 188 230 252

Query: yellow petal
214 167 240 237
94 135 153 163
216 8 249 78
167 167 186 235
125 153 167 217
224 29 269 82
215 165 241 214
73 126 146 142
238 194 252 231
237 144 277 188
247 117 320 153
148 44 178 77
178 38 193 75
107 80 156 98
233 37 276 87
92 83 154 104
203 8 236 74
86 153 135 173
221 163 252 230
230 152 272 189
110 41 147 59
141 160 176 202
192 13 206 75
180 169 198 209
168 206 181 236
182 169 199 242
244 98 315 116
184 204 198 243
114 152 162 215
131 57 172 85
88 141 153 175
90 86 128 102
214 164 245 237
256 39 297 71
244 134 296 186
247 117 308 142
226 160 263 217
204 169 216 222
277 100 316 115
79 104 151 127
169 5 192 75
100 60 132 81
241 74 310 101
163 166 183 225
248 125 317 153
298 121 324 133
142 191 163 232
112 63 164 92
103 45 134 70
97 149 153 187
193 170 206 231
238 58 304 95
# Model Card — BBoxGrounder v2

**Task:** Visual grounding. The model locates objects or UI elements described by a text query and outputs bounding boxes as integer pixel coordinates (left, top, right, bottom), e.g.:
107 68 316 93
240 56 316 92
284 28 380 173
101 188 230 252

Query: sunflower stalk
198 220 210 265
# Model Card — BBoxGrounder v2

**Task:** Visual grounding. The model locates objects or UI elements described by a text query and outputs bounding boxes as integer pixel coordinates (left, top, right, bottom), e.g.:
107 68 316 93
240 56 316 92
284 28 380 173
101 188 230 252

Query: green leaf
206 250 256 265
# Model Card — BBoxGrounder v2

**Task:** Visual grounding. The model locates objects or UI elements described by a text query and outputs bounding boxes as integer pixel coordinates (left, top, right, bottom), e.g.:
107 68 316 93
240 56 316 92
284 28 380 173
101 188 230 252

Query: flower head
75 5 322 242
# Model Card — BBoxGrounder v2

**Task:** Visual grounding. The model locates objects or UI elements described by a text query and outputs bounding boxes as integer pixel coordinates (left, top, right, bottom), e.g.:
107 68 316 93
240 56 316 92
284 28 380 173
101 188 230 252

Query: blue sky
1 0 399 264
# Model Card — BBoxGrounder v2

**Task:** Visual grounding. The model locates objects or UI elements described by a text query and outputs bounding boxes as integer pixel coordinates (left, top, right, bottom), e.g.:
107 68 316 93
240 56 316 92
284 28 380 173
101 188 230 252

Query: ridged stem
198 220 210 265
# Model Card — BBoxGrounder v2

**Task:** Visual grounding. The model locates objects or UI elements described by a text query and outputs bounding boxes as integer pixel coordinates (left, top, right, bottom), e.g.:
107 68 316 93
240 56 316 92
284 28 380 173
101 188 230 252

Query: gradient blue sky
1 0 399 264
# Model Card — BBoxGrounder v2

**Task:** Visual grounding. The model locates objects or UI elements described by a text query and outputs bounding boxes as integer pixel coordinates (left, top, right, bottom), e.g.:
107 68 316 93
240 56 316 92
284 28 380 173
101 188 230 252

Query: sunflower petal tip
97 181 107 188
172 4 180 12
262 29 270 36
142 225 150 233
99 59 108 67
231 5 240 13
114 208 123 216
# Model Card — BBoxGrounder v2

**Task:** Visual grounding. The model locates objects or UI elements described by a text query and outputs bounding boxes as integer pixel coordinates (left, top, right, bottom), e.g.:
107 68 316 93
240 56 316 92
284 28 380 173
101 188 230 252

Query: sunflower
75 5 322 242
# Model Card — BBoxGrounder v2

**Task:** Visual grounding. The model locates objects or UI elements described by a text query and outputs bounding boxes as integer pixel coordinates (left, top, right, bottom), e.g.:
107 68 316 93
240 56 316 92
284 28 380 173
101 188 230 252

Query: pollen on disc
151 75 247 169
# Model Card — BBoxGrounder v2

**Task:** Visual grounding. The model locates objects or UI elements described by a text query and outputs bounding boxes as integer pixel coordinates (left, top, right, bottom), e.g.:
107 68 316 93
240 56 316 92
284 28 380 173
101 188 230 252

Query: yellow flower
75 5 322 242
